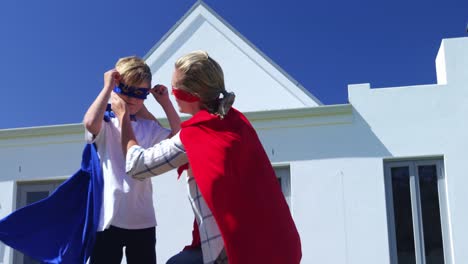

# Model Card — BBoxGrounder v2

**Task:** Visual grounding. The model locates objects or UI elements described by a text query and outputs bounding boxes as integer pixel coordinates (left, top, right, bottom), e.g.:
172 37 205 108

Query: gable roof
144 1 321 117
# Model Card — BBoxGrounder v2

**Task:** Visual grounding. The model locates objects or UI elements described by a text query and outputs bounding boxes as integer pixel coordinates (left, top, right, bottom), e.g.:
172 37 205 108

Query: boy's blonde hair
175 51 235 117
115 56 152 87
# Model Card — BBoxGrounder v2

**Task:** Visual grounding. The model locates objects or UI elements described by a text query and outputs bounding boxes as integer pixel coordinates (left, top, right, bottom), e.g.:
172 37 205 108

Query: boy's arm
83 69 119 135
151 84 181 137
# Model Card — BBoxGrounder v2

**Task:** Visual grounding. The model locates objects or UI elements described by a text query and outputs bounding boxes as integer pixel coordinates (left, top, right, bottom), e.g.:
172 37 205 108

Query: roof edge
0 104 351 139
143 1 203 60
143 1 322 106
0 123 83 140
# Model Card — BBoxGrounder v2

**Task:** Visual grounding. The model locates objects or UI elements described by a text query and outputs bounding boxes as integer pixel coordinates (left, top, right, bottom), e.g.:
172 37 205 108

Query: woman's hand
112 91 139 157
111 92 129 121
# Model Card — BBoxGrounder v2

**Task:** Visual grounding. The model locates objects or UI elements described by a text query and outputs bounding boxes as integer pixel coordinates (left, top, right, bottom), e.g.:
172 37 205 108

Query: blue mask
113 82 150 100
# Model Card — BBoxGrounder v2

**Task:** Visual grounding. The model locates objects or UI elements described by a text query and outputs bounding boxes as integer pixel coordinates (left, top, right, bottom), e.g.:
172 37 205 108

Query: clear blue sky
0 0 466 129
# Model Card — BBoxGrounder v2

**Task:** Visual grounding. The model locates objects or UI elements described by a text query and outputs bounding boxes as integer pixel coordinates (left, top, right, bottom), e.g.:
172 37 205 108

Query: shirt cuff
125 145 144 175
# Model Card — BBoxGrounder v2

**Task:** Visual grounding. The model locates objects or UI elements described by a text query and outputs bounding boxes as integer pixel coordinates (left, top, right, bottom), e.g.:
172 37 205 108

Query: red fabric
177 163 189 180
180 108 302 264
183 219 201 251
172 87 200 102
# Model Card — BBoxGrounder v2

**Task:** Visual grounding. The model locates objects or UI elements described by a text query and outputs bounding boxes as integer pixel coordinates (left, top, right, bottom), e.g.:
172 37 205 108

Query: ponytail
217 91 236 119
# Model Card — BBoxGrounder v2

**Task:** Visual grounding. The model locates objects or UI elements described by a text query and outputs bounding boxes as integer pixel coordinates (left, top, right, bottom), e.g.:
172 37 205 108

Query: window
14 180 64 264
274 165 291 207
384 159 451 264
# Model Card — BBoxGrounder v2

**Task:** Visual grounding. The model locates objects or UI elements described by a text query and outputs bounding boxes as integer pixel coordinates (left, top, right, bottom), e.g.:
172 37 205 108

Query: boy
83 56 180 264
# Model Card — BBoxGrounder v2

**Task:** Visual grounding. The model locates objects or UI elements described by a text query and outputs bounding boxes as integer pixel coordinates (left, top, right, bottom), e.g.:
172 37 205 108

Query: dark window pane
15 192 45 264
24 254 40 264
418 165 445 264
391 166 416 264
26 191 49 205
275 167 291 208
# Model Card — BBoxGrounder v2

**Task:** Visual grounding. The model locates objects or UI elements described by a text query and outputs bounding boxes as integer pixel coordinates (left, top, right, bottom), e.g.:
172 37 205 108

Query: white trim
409 163 425 264
384 163 398 264
0 123 83 140
161 104 353 129
439 160 454 264
0 105 352 141
273 165 291 210
415 160 453 264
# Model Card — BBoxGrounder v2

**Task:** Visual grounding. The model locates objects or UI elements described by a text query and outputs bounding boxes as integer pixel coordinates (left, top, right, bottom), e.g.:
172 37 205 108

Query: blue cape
0 144 103 264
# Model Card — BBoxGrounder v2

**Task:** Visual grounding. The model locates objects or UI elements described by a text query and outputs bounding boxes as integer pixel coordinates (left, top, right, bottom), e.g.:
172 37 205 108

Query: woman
112 51 302 264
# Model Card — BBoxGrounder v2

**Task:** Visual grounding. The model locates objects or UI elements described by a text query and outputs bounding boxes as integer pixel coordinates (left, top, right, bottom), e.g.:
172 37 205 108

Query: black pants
90 225 157 264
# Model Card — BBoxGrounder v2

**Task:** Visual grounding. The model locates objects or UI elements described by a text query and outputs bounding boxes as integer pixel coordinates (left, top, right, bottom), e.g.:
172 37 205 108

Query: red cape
180 108 302 264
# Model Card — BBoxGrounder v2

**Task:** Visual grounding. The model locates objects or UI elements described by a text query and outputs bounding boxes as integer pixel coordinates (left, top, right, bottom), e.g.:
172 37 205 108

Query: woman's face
171 69 201 115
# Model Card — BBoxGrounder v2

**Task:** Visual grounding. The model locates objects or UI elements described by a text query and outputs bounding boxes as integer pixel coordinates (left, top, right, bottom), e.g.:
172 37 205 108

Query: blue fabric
103 103 115 122
114 82 149 100
0 144 103 264
166 248 203 264
104 103 136 122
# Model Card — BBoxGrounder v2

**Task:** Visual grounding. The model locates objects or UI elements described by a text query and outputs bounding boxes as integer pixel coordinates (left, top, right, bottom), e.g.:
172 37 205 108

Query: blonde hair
175 50 235 118
115 56 152 87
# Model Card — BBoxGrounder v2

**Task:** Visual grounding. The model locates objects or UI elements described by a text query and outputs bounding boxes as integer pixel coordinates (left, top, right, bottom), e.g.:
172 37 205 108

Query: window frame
273 164 291 208
13 180 64 264
384 158 452 264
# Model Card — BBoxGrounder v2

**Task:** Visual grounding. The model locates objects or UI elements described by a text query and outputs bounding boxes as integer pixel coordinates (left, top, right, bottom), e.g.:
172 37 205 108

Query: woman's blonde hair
175 50 235 118
115 56 152 87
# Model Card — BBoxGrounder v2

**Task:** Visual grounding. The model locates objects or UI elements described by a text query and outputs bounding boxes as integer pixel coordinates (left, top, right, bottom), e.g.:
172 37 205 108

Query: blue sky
0 0 466 129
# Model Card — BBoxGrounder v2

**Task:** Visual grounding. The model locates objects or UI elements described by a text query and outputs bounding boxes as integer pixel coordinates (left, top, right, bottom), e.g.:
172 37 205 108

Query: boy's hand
151 84 170 104
104 69 120 91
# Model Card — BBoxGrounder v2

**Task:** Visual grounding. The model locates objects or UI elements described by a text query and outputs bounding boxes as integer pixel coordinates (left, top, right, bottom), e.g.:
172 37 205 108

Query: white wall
255 109 391 264
0 127 84 183
0 182 15 264
0 126 84 264
0 37 466 264
348 37 468 263
144 3 320 120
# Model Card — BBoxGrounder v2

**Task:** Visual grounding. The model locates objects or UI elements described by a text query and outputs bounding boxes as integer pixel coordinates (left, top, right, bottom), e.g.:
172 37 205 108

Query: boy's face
117 81 150 115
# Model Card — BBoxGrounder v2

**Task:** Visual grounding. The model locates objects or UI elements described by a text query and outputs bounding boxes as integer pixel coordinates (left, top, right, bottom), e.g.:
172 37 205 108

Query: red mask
172 87 200 102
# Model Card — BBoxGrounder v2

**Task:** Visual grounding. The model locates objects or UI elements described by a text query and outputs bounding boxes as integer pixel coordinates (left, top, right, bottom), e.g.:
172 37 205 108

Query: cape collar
181 109 221 128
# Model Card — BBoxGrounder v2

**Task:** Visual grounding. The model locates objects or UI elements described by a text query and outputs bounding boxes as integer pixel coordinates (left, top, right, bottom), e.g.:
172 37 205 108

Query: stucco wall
0 37 466 263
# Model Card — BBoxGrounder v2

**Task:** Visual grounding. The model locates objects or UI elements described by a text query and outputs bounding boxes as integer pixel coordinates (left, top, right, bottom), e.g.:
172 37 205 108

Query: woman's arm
112 93 188 179
125 136 187 179
111 92 139 157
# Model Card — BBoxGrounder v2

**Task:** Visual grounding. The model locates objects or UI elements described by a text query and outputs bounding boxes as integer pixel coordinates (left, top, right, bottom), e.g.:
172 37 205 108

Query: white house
0 1 467 263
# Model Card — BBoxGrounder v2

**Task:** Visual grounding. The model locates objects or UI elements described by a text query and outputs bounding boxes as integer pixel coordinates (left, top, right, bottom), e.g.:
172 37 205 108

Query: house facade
0 2 467 263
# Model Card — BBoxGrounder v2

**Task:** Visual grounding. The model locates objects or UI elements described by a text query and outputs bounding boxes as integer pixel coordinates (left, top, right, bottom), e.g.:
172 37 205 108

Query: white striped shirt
125 132 226 263
125 132 188 179
186 170 224 264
